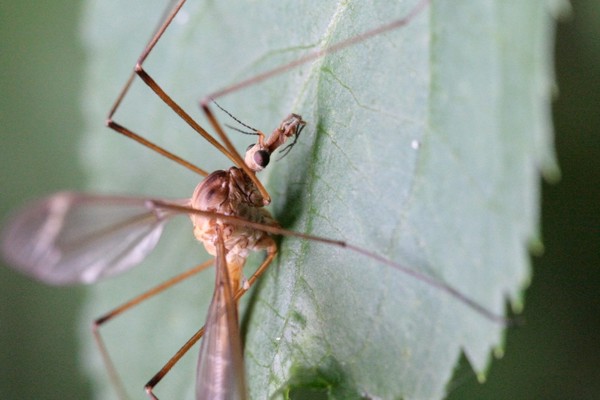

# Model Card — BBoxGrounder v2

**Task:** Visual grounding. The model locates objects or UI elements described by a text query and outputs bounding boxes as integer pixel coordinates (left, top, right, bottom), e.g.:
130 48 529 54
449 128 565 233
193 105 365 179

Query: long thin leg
144 241 277 399
105 0 209 177
105 120 208 177
152 201 509 325
203 0 430 101
104 0 265 190
92 259 214 400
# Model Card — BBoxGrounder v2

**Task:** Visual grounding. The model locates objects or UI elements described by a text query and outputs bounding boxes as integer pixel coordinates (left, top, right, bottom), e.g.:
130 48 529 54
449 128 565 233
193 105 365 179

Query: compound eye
253 150 270 169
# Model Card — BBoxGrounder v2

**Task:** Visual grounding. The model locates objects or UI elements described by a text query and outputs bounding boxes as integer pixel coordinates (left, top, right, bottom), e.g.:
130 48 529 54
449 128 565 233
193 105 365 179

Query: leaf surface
80 1 558 399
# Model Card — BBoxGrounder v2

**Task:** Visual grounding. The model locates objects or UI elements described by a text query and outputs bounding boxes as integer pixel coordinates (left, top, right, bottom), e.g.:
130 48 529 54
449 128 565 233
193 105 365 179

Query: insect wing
196 229 247 400
1 192 174 285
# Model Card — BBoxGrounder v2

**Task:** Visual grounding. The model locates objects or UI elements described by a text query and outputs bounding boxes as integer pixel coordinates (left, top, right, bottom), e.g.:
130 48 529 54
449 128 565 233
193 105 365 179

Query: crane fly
1 0 512 398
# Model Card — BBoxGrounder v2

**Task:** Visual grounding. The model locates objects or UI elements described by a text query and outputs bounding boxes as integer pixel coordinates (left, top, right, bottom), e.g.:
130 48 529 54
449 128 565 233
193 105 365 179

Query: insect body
189 114 305 399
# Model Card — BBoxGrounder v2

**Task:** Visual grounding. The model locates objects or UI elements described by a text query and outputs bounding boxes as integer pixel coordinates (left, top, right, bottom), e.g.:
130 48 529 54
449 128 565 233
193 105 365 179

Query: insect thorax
190 167 276 266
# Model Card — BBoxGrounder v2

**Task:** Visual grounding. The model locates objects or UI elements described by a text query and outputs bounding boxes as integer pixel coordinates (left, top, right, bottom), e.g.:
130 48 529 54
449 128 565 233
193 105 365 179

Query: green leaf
79 0 559 399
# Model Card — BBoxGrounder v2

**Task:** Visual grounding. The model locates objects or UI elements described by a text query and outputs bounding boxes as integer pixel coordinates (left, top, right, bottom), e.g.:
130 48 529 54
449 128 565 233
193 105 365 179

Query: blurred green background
0 1 598 399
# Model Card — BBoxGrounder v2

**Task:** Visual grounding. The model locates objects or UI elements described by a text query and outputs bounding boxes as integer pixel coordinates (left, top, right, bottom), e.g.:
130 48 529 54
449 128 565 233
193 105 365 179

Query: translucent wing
196 228 247 400
1 192 179 285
